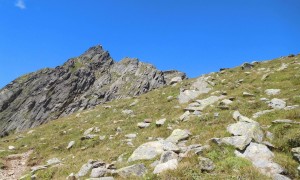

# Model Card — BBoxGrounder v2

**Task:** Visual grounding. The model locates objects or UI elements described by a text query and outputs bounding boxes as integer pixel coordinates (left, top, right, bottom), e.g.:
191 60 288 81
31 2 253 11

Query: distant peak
83 45 104 55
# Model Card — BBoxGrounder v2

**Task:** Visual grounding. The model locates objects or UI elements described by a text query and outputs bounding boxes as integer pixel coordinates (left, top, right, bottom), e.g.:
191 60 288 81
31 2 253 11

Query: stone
31 165 47 173
169 76 183 85
8 146 15 150
273 174 291 180
125 134 137 139
268 98 287 109
137 122 150 128
198 156 215 172
153 159 178 174
220 99 233 105
129 100 139 107
84 127 95 136
265 89 281 96
122 109 133 115
241 63 254 70
99 136 106 140
179 111 190 121
243 92 255 97
90 167 109 178
67 141 75 149
77 162 93 177
291 147 300 162
252 110 275 119
266 131 274 141
284 105 299 110
178 76 212 104
235 143 284 176
221 136 252 150
272 119 300 124
159 151 178 163
128 141 164 162
46 158 61 166
162 141 180 153
116 164 147 178
156 118 166 126
165 129 191 143
191 95 226 111
227 121 264 143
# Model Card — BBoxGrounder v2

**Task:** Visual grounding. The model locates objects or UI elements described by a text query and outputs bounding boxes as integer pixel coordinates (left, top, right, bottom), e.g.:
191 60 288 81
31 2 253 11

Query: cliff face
0 45 186 136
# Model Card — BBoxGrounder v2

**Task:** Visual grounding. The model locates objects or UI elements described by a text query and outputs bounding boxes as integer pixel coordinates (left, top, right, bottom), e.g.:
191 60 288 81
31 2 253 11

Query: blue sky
0 0 300 88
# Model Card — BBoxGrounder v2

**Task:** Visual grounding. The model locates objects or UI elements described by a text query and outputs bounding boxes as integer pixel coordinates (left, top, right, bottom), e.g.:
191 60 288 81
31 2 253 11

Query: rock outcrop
0 45 186 136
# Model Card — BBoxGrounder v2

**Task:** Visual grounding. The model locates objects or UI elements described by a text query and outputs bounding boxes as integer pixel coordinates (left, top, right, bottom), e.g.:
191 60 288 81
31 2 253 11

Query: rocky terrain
0 51 299 180
0 45 186 137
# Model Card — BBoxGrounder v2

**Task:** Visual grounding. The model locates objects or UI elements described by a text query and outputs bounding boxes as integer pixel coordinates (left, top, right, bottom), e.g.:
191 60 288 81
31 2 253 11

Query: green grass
0 54 300 179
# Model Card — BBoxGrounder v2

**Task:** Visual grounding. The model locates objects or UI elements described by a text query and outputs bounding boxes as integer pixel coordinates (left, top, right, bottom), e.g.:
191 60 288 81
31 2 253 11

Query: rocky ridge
0 45 186 136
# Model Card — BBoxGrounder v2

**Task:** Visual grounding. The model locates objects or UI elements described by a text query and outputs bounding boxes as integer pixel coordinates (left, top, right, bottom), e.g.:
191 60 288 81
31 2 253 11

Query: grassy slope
0 55 300 180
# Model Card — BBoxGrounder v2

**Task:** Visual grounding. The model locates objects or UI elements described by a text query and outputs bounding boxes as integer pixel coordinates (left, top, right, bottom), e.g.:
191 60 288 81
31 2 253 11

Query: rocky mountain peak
0 45 186 136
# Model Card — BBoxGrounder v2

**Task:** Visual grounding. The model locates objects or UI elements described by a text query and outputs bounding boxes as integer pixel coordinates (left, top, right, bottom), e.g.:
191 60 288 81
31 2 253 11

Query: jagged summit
0 45 186 136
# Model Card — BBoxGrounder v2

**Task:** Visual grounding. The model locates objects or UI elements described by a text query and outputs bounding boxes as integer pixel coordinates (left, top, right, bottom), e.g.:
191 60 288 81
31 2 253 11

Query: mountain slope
0 54 299 180
0 45 186 136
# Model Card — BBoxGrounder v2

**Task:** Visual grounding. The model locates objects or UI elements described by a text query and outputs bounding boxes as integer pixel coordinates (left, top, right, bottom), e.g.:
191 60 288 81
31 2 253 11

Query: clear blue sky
0 0 300 88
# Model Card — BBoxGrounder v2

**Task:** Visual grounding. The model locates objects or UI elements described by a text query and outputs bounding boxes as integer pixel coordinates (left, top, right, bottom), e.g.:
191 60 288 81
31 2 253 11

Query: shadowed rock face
0 45 186 136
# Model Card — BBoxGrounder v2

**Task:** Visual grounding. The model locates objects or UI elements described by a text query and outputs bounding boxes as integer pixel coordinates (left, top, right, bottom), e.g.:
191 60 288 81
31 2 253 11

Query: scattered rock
137 122 150 128
291 147 300 162
8 146 15 150
273 174 291 180
265 89 281 96
227 121 264 143
235 143 284 176
84 127 95 136
122 109 133 115
31 165 47 173
272 119 300 124
252 110 275 119
153 159 178 174
67 141 75 149
90 167 109 178
185 97 221 112
221 136 252 150
268 98 286 109
156 118 166 126
179 111 190 121
165 129 191 144
241 63 254 70
116 164 147 178
46 158 61 166
128 141 164 162
125 134 137 139
198 156 215 172
243 92 255 97
178 76 212 104
162 141 180 153
77 161 93 177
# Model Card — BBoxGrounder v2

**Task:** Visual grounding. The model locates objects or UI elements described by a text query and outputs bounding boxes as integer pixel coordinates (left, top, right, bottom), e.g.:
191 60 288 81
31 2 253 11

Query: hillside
0 45 185 137
0 54 300 180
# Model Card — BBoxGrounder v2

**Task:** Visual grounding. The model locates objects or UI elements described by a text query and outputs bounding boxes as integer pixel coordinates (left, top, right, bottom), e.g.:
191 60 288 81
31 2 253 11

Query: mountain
0 52 299 180
0 45 186 137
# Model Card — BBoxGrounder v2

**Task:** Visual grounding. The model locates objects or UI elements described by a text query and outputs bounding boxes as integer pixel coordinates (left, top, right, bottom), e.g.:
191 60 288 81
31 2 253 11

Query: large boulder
235 143 284 177
128 141 164 162
227 121 264 143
